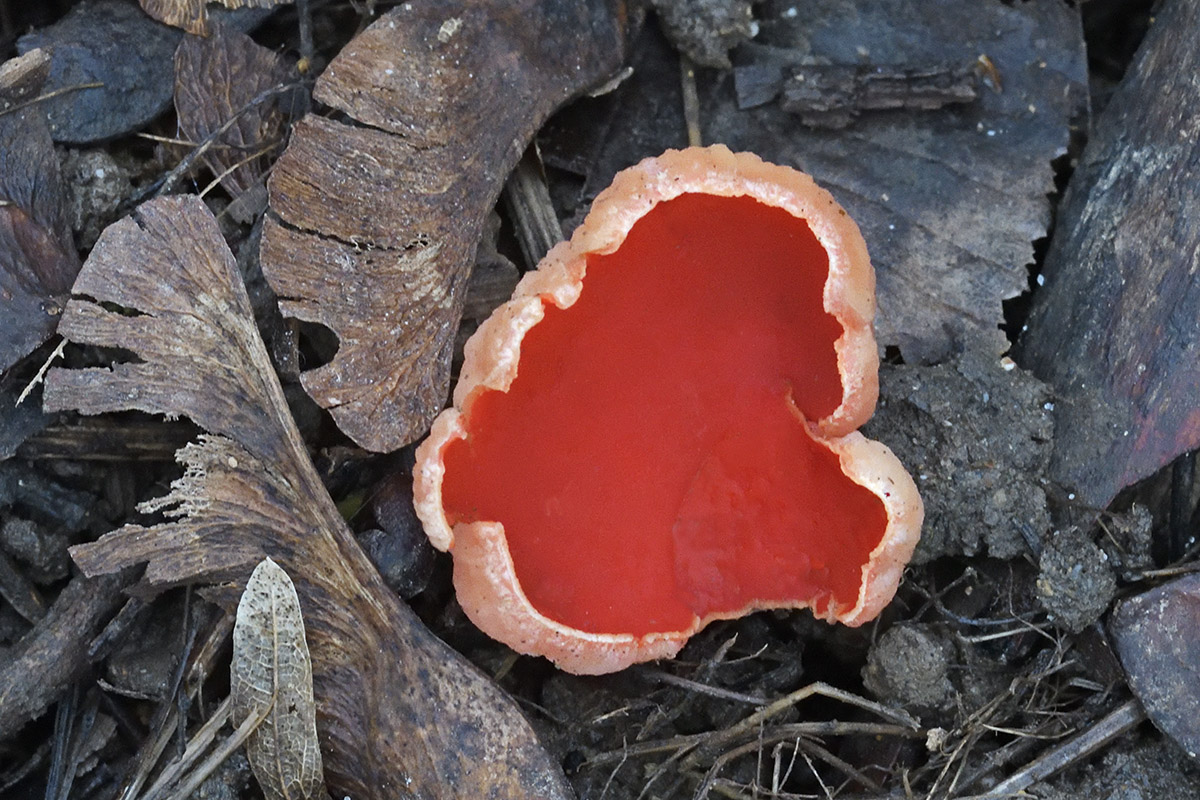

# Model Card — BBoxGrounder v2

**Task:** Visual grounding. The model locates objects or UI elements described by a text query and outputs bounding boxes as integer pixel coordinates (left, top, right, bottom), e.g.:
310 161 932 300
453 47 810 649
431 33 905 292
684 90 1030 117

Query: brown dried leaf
1110 574 1200 760
45 196 573 800
261 0 630 451
174 21 299 200
0 92 81 370
139 0 289 36
233 558 324 800
549 0 1086 364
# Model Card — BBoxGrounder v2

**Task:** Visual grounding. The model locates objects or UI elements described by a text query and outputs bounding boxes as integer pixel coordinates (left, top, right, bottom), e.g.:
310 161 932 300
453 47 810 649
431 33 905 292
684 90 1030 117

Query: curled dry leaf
260 0 630 451
140 0 289 36
174 21 301 206
45 196 573 800
233 558 324 800
0 51 82 371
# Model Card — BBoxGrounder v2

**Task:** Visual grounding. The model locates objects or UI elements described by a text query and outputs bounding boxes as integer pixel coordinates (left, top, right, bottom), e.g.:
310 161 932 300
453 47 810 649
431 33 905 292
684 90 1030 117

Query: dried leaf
16 0 183 144
140 0 290 36
16 1 275 144
46 196 572 800
1017 0 1200 507
546 0 1086 363
233 558 324 800
0 91 81 370
260 0 630 451
1110 574 1200 760
174 22 300 200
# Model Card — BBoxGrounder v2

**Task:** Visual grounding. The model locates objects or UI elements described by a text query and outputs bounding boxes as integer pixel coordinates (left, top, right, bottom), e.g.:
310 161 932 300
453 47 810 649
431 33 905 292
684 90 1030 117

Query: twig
0 81 104 119
138 698 233 800
159 700 272 800
640 667 767 705
501 145 563 269
128 82 304 206
680 55 702 146
982 699 1146 796
687 681 920 766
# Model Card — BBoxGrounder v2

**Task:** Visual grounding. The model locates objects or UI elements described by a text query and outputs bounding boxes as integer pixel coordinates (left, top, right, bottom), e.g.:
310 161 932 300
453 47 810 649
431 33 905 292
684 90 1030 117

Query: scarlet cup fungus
414 145 923 675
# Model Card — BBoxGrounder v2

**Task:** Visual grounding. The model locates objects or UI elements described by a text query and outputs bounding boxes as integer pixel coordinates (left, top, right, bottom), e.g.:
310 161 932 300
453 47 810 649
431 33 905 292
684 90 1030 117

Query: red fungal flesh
441 194 888 636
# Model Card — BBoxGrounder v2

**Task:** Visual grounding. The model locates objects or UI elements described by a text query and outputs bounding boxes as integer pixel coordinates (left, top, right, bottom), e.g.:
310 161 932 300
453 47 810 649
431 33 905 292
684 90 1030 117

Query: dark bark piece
0 100 81 371
1110 574 1200 760
0 572 128 741
1016 0 1200 508
780 63 979 129
553 0 1086 363
44 197 573 800
260 0 629 452
174 22 298 198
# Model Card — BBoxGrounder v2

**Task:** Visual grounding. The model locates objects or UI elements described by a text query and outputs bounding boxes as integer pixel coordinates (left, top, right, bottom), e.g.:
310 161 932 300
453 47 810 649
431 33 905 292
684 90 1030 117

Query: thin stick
689 681 919 765
138 698 232 800
642 668 767 706
680 55 702 146
160 701 271 800
984 700 1146 796
501 145 563 268
129 82 302 205
0 82 104 119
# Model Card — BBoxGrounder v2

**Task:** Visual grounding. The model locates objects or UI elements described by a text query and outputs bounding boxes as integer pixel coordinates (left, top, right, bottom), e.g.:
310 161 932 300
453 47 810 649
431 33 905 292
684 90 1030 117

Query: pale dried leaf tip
232 557 325 800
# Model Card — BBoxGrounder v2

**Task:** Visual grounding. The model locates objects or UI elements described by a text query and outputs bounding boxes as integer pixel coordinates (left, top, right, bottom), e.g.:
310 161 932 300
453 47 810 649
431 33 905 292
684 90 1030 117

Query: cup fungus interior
441 192 888 637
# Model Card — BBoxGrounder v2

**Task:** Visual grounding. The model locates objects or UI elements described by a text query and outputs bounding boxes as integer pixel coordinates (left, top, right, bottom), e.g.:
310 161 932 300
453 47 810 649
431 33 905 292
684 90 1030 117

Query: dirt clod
864 353 1054 562
61 148 132 251
862 622 956 713
1036 527 1117 633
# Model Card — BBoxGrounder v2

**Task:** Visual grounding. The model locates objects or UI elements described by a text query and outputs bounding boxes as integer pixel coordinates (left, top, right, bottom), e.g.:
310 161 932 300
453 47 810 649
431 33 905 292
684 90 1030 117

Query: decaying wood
0 572 129 740
260 0 629 452
1018 0 1200 508
780 63 979 129
45 197 573 800
501 147 564 269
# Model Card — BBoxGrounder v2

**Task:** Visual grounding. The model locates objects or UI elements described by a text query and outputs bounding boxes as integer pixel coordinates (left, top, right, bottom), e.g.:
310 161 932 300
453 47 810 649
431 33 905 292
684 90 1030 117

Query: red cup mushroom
414 145 923 675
